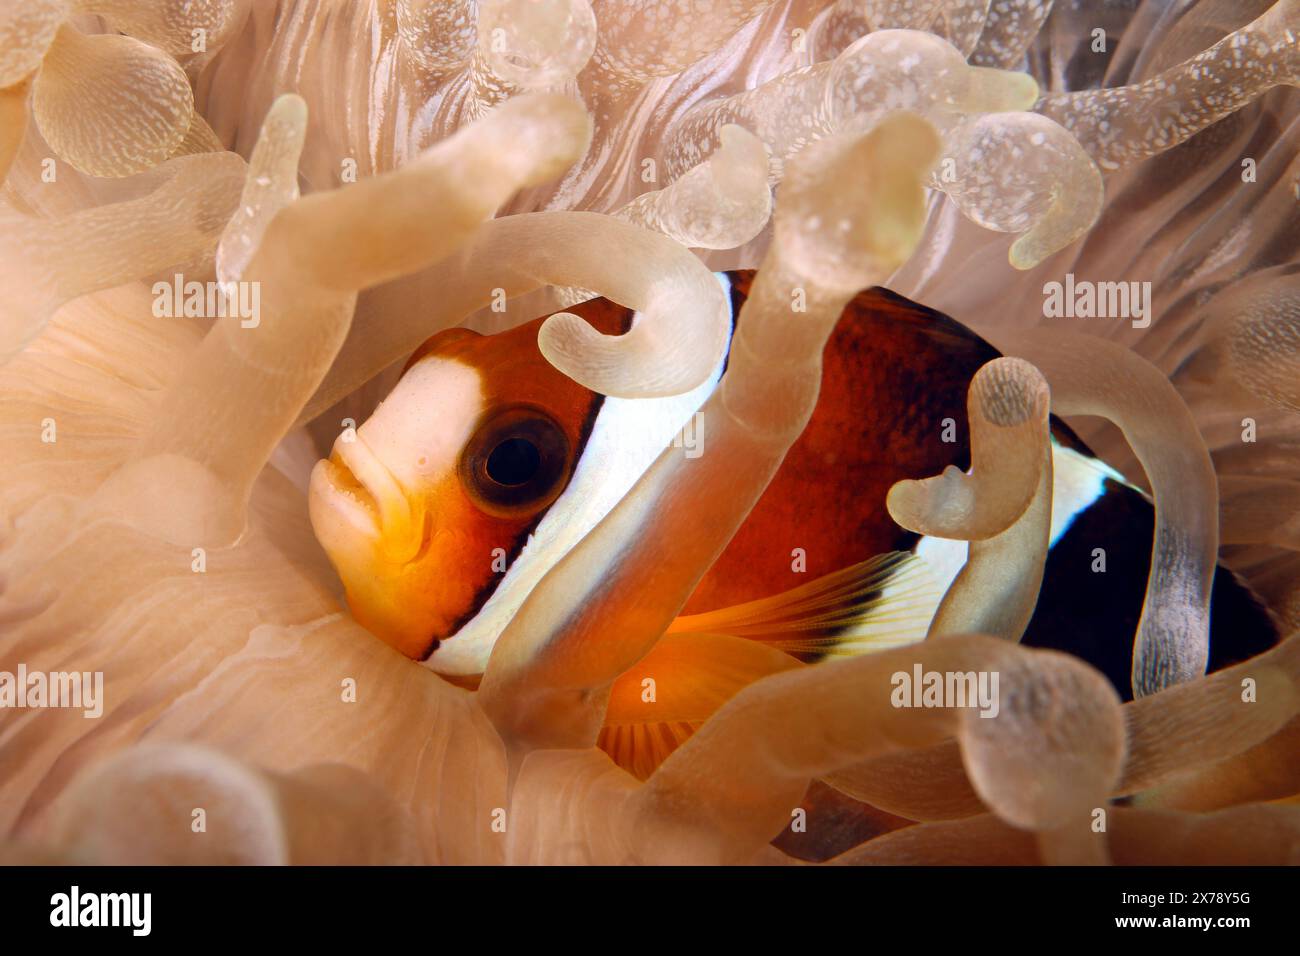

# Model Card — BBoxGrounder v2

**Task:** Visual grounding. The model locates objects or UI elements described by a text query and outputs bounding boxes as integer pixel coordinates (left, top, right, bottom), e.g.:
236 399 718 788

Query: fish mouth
312 455 382 541
314 435 424 564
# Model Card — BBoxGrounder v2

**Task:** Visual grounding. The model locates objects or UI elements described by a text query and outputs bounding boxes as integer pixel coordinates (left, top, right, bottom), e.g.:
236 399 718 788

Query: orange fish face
309 297 684 674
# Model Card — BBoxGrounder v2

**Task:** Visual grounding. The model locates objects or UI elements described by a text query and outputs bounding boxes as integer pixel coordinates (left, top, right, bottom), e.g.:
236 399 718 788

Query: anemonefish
310 270 1279 780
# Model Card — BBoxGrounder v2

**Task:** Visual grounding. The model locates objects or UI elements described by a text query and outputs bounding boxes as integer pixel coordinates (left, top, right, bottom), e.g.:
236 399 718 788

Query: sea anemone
1 0 1298 865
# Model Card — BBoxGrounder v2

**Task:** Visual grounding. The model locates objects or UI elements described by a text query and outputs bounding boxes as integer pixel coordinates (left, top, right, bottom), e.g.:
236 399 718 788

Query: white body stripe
429 274 735 674
857 442 1125 644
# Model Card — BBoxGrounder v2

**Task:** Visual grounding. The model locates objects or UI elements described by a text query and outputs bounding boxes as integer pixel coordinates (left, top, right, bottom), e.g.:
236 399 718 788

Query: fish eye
485 437 541 486
459 405 572 517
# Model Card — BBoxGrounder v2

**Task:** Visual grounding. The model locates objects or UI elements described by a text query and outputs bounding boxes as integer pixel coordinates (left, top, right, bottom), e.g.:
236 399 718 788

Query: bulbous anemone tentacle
477 112 941 760
818 631 1300 822
662 30 1038 185
1007 331 1219 697
935 111 1104 270
507 635 1125 864
0 0 65 89
464 0 598 119
661 30 1105 268
477 0 597 90
800 632 1300 842
889 356 1055 643
1188 271 1300 416
1037 0 1300 171
615 124 773 251
1116 633 1300 796
854 0 944 32
34 25 195 178
543 124 774 307
215 93 307 288
1220 476 1300 552
118 93 593 546
888 356 1050 541
304 210 734 420
970 0 1055 70
930 0 994 58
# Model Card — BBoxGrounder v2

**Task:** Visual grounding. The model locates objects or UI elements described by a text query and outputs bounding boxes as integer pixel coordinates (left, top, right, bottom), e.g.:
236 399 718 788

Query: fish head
309 299 653 673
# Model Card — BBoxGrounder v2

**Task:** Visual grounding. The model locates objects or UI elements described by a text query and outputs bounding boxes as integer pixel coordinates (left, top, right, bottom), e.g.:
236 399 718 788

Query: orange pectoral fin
599 632 802 780
597 553 945 779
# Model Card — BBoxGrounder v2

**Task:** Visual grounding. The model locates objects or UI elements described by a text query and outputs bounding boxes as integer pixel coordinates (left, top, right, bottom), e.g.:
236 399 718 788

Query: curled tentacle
478 113 941 759
936 111 1104 269
888 357 1054 642
1010 331 1219 697
888 356 1050 541
306 210 731 419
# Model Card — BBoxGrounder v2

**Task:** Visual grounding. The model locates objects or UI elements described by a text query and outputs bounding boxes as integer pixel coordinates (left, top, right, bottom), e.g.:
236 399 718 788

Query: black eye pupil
485 437 541 486
460 407 571 517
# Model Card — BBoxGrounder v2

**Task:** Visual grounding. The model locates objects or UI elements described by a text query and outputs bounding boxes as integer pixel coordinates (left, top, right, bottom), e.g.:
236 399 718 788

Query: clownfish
309 270 1278 779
